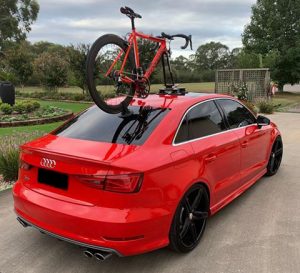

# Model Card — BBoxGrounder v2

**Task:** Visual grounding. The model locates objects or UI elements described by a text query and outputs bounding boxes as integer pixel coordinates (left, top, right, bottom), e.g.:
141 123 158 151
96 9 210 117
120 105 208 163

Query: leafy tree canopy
193 42 230 71
0 0 39 49
243 0 300 88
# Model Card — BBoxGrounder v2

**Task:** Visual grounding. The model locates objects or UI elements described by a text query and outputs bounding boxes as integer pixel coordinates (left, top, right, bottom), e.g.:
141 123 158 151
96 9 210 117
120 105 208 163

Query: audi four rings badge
40 158 56 169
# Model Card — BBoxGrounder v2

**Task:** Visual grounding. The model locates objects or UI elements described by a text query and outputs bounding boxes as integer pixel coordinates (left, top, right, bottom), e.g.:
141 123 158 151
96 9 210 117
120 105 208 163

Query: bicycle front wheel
86 34 135 114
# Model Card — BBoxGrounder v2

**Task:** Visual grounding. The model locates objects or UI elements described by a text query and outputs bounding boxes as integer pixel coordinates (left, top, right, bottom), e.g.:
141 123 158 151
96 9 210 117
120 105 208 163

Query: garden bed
0 112 73 127
0 100 74 127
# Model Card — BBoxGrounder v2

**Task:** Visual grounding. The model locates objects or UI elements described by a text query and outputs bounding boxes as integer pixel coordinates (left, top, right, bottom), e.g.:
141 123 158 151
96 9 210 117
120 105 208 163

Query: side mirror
257 115 271 129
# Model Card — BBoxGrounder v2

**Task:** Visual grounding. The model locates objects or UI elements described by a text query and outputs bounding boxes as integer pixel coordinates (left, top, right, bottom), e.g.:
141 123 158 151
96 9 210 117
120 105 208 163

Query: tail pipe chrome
83 249 113 261
94 252 113 261
83 249 94 258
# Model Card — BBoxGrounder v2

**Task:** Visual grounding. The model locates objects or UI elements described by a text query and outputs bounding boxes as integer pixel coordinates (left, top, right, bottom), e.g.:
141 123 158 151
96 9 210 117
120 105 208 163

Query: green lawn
272 92 300 111
0 122 63 137
0 101 91 137
37 100 91 113
17 82 215 94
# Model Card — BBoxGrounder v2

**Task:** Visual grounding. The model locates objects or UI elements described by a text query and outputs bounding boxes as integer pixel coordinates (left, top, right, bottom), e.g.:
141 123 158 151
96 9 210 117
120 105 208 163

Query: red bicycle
86 6 192 114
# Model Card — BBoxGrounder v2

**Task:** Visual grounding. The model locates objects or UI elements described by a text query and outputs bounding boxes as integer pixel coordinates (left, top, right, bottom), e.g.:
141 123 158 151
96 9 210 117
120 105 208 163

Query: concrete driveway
0 112 299 273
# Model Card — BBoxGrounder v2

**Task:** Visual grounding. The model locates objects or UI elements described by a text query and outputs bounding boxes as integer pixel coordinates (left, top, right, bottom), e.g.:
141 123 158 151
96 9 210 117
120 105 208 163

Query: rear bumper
16 215 122 256
13 181 171 256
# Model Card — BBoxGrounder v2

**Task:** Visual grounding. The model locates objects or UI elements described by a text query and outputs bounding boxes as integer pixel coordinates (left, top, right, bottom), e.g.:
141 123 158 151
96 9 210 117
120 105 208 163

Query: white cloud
28 0 256 50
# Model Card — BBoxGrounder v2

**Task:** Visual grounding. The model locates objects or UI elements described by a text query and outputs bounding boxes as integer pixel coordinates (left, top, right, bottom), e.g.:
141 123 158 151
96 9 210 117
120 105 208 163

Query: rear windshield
54 106 170 145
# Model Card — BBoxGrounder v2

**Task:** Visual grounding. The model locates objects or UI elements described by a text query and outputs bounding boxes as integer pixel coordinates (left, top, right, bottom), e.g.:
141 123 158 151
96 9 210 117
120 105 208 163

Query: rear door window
187 101 227 140
54 106 170 145
174 100 227 144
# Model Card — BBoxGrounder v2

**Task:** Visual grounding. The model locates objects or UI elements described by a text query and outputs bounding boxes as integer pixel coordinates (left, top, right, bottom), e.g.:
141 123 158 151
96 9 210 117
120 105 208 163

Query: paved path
0 113 300 273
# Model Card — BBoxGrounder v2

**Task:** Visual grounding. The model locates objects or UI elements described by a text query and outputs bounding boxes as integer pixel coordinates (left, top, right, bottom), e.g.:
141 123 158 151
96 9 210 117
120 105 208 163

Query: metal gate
215 68 271 101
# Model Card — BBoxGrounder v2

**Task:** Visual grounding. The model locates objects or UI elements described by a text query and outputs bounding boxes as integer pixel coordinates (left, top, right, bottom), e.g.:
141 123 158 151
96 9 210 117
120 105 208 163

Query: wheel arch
170 179 212 221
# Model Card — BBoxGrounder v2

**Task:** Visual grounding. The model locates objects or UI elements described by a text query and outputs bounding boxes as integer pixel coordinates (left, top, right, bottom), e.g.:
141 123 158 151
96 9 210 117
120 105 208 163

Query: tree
0 0 39 48
67 44 89 93
273 45 300 86
236 51 260 69
5 41 33 88
193 42 230 71
243 0 300 90
34 52 68 91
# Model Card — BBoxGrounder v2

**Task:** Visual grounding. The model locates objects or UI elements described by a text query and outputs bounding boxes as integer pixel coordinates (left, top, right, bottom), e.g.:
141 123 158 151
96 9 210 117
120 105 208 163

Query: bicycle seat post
131 17 135 31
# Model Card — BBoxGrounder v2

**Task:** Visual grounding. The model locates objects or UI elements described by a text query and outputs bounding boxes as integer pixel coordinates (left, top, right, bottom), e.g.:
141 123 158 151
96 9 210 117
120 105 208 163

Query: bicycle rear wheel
86 34 135 114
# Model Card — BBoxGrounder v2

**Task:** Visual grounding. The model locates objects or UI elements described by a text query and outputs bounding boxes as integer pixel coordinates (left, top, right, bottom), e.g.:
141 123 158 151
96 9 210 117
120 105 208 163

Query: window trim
172 98 257 146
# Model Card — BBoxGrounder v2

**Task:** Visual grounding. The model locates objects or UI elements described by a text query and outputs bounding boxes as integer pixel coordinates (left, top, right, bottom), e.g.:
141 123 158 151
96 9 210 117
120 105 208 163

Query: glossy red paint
13 93 281 256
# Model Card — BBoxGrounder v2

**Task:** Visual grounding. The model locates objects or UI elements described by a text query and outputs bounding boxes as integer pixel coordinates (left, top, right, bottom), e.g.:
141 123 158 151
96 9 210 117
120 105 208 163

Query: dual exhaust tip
83 249 113 261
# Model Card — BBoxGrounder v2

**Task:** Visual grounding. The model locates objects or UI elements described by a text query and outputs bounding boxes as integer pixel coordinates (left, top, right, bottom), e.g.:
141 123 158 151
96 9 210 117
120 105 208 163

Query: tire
265 136 283 176
86 34 135 114
169 184 209 253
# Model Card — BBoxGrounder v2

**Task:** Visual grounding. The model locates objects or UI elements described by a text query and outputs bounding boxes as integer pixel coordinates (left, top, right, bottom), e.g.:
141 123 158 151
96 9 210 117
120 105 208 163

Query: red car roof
127 92 231 109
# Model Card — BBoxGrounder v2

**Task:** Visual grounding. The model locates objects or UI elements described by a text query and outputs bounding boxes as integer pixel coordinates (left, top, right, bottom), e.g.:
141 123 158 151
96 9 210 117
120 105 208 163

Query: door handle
241 141 249 148
205 154 217 163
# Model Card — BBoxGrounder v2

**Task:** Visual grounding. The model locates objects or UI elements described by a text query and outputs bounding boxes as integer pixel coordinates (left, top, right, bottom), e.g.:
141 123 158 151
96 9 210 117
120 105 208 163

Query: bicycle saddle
120 6 142 19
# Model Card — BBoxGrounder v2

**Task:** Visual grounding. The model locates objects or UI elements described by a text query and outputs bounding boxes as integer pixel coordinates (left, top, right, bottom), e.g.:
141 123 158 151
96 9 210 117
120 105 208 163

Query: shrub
0 149 19 182
16 91 93 102
257 100 274 114
23 101 35 113
32 101 41 110
241 100 258 115
13 102 27 114
0 132 44 182
10 101 40 115
0 103 13 114
73 93 85 101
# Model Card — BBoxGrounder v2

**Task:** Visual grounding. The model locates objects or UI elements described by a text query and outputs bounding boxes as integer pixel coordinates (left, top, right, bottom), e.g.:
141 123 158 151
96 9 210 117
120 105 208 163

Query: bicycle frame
105 29 169 86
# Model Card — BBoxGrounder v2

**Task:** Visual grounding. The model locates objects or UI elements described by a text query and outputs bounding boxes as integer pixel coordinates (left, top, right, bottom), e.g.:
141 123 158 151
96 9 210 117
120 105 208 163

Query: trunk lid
20 135 139 206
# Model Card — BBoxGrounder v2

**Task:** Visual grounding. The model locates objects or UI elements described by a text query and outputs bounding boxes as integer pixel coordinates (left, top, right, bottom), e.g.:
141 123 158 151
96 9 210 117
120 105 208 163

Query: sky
28 0 257 57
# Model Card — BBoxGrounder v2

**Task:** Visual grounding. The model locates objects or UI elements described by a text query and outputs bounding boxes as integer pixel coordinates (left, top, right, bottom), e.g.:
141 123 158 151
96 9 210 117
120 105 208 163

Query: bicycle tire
86 34 135 114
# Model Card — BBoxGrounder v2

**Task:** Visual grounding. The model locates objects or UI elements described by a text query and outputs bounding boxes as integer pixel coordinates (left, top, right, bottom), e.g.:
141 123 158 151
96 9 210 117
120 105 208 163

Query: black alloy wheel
266 136 283 176
169 184 209 253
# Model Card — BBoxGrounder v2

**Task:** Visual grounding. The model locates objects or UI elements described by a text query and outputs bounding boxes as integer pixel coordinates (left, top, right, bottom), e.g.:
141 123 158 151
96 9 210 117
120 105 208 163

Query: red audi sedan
13 93 283 260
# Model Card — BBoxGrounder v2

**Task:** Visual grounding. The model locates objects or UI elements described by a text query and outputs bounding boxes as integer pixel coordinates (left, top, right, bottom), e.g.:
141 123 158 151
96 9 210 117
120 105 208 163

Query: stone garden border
0 111 74 128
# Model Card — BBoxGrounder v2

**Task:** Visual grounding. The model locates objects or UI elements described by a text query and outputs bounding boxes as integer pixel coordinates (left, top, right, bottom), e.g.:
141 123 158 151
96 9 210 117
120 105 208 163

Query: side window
218 99 256 129
187 101 226 141
174 116 188 144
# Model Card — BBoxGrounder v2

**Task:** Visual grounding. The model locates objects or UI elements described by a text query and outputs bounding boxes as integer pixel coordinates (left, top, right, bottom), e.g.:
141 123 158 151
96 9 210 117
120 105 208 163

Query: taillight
78 175 106 190
19 159 32 170
78 173 143 193
105 174 143 193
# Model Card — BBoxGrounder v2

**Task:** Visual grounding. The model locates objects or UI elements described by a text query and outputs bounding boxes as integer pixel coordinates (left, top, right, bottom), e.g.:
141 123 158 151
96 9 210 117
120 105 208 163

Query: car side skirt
210 168 267 215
